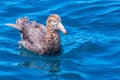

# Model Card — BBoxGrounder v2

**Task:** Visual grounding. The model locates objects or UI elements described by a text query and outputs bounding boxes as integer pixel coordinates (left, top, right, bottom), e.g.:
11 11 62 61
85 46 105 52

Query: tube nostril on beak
57 22 67 34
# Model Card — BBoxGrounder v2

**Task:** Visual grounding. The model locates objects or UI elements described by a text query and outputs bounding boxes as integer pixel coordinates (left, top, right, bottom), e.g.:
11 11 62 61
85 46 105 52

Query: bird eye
51 20 58 25
53 20 57 23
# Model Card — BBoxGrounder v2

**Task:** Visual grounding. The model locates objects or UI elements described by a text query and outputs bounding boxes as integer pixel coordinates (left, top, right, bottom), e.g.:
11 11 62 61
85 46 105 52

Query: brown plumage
6 14 67 55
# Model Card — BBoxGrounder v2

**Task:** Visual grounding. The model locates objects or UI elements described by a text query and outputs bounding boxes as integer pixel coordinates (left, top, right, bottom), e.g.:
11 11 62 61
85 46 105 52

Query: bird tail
5 23 21 30
5 16 29 31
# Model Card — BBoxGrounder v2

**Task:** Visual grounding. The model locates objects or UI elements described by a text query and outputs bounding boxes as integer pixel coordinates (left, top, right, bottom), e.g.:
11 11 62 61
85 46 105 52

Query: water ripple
0 0 120 80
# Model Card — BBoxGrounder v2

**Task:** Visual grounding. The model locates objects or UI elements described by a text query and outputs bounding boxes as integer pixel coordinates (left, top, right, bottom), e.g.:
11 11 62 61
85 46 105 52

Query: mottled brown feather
6 14 64 55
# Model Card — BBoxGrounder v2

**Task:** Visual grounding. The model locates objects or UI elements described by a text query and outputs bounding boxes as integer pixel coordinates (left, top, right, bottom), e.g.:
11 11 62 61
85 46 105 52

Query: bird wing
6 16 47 45
21 21 46 45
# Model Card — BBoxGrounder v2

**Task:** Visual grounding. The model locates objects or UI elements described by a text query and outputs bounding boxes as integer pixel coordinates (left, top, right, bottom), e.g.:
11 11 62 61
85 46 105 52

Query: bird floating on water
6 14 67 55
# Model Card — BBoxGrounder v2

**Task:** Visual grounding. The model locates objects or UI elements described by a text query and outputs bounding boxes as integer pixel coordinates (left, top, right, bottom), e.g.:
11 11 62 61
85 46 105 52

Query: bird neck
46 26 60 42
43 26 61 53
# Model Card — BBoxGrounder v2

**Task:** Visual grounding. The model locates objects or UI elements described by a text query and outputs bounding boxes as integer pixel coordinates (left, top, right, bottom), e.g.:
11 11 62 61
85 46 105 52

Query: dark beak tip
63 31 67 35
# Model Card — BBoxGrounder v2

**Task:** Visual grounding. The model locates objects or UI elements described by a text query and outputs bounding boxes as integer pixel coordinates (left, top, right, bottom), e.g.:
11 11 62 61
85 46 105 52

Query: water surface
0 0 120 80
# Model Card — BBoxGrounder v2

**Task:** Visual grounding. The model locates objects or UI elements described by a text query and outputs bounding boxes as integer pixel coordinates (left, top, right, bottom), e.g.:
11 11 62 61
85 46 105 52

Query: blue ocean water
0 0 120 80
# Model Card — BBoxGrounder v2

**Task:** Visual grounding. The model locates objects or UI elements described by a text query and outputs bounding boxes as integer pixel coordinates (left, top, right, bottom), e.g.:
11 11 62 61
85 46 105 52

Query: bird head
46 14 67 34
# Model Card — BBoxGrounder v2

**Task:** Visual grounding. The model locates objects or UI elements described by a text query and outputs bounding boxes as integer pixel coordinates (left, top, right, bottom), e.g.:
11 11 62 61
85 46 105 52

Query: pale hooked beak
57 22 67 34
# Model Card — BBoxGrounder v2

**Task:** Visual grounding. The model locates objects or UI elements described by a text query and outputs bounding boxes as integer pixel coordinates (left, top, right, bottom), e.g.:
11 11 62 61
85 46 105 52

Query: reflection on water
18 49 61 73
18 59 61 73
